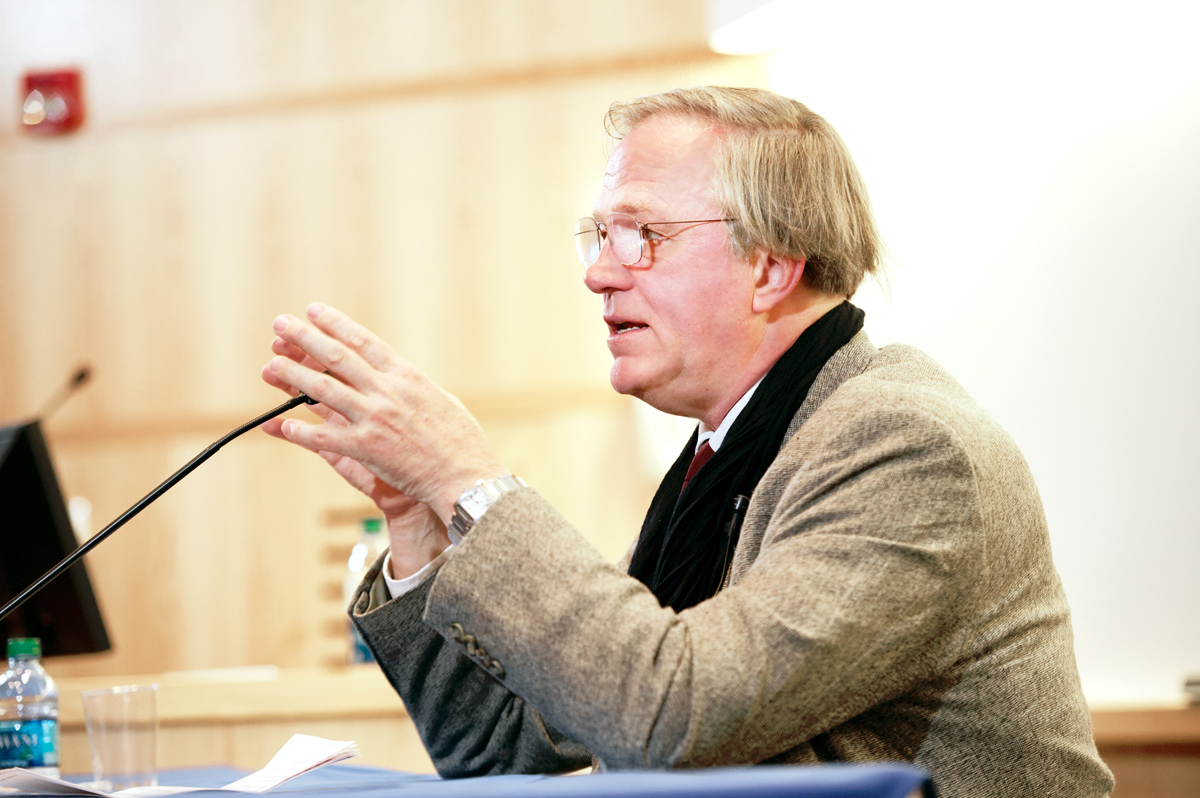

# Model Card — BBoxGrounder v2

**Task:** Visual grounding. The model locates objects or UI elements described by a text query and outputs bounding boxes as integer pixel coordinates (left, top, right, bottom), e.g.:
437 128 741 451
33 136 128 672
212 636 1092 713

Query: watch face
459 486 493 520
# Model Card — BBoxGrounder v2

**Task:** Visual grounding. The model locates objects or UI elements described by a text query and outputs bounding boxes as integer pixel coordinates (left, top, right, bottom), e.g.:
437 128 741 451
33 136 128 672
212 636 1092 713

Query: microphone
0 390 319 623
37 364 92 422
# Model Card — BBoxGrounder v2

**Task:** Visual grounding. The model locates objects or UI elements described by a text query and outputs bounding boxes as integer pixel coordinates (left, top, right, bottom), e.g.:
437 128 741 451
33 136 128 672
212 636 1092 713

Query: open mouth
612 322 649 335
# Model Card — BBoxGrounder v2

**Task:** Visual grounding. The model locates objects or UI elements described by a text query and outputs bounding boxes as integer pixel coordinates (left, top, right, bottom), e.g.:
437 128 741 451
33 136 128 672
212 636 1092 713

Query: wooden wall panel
0 1 716 133
43 433 364 676
54 666 437 773
0 0 768 680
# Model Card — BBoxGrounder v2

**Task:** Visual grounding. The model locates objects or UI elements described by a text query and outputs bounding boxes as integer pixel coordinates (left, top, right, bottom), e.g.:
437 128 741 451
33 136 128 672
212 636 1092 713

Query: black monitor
0 420 110 656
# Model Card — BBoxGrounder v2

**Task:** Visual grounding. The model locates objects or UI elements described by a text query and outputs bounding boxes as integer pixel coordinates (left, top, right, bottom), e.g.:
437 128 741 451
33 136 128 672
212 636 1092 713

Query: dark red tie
681 440 715 492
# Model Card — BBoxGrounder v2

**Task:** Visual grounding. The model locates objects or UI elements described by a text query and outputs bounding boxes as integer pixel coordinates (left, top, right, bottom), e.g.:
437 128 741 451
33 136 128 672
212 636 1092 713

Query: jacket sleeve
350 563 593 777
417 402 986 770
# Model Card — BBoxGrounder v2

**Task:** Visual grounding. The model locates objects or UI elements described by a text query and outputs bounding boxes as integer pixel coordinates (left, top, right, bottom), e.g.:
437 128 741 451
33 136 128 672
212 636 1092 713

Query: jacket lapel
613 331 879 591
727 330 879 587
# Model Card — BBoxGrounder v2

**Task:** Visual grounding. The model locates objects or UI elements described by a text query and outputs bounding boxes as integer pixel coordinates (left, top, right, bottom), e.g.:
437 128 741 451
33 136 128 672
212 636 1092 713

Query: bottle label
0 719 59 768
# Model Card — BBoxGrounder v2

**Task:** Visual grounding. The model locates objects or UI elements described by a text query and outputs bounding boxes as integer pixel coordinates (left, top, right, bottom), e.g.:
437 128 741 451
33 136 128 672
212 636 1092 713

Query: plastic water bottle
343 517 388 663
0 637 60 776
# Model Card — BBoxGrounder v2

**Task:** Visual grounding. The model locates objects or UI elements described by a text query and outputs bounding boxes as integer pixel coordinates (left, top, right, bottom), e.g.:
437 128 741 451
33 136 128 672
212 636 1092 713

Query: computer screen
0 420 110 656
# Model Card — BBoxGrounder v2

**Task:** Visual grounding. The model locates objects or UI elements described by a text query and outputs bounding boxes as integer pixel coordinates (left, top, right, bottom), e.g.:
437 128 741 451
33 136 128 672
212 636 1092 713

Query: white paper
0 734 359 796
112 788 206 798
216 734 358 794
0 770 108 796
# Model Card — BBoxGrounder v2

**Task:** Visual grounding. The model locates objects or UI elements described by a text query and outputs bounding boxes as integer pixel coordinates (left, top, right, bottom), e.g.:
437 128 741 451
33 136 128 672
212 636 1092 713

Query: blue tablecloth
108 763 934 798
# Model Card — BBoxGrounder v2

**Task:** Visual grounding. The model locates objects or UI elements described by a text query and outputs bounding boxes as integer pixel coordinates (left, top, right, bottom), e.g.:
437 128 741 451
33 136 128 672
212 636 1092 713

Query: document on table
0 734 359 797
215 733 359 794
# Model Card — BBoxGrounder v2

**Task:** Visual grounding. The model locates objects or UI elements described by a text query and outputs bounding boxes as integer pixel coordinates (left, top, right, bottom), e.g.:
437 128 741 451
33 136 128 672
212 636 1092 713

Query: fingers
262 337 325 397
271 338 330 383
266 355 369 425
270 304 410 403
261 363 301 397
280 414 351 457
262 301 505 515
263 306 369 458
269 303 415 428
305 302 400 373
307 401 344 425
260 417 328 455
271 314 350 375
270 314 378 404
270 336 309 363
260 417 288 440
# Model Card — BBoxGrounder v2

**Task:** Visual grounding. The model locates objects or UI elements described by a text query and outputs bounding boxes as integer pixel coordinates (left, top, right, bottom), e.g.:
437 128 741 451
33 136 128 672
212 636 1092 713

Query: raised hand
261 302 507 528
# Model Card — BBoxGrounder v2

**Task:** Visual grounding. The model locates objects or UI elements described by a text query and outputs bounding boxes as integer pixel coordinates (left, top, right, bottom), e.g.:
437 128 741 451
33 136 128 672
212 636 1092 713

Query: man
261 87 1114 796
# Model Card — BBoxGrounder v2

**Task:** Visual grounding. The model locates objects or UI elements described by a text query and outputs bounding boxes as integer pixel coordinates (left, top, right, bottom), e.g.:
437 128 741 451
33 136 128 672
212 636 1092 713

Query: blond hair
605 86 883 297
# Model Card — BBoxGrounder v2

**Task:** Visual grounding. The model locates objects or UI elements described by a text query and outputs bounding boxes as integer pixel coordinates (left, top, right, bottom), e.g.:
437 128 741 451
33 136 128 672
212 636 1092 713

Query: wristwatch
447 475 528 544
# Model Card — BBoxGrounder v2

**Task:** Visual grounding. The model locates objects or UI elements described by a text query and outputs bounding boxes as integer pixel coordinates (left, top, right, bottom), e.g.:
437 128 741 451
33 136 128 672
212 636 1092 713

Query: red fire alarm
21 69 86 136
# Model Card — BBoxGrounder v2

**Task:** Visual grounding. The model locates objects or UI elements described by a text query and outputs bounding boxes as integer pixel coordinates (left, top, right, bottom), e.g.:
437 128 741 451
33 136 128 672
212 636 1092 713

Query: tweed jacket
351 332 1115 797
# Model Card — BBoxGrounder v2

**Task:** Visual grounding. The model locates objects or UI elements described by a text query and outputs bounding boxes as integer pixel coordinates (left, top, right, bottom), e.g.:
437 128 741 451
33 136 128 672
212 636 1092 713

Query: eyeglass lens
573 213 644 268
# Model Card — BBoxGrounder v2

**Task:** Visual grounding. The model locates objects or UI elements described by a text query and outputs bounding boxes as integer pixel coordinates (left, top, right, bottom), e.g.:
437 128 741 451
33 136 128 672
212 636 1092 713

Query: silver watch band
447 475 527 545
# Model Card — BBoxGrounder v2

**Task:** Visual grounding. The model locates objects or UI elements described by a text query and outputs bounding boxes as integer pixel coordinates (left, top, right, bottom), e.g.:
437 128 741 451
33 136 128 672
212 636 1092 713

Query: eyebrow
593 200 657 218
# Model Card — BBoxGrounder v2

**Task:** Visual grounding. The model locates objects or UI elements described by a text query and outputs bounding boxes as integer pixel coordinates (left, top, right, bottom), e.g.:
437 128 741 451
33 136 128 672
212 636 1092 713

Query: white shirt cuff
383 544 456 599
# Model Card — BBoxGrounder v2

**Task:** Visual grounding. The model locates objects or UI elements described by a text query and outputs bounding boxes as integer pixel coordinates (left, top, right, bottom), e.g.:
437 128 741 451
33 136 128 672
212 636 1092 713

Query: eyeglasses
573 212 734 268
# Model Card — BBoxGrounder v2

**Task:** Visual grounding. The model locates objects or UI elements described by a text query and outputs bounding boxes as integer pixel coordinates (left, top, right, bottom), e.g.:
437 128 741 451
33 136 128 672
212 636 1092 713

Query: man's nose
582 241 634 294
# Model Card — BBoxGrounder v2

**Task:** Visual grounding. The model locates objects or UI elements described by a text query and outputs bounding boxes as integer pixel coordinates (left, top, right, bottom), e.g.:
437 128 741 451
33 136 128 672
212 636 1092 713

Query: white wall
749 0 1200 705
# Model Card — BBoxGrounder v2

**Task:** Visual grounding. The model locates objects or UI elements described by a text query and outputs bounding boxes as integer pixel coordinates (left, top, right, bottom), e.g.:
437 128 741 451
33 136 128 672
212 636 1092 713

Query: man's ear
750 248 805 313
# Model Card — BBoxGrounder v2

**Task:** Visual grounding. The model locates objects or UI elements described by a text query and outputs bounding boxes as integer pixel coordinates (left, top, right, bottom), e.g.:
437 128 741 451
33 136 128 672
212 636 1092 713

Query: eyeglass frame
574 212 735 268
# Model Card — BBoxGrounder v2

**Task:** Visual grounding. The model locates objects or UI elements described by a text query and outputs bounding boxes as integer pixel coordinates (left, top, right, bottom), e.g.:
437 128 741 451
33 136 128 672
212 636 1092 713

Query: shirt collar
696 377 764 454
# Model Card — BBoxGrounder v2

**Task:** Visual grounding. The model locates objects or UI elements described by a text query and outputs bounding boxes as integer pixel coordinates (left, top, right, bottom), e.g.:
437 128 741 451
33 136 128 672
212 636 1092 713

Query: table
44 763 934 798
1090 704 1200 797
52 666 1200 796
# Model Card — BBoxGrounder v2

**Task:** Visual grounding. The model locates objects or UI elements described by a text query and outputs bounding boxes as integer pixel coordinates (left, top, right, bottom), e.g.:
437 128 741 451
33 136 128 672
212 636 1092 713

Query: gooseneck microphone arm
0 391 319 623
38 364 92 421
